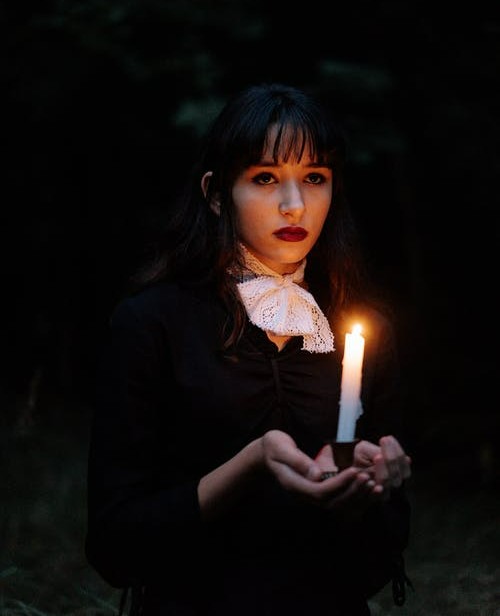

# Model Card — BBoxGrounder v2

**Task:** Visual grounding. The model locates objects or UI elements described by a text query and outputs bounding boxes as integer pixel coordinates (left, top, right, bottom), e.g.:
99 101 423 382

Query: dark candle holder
329 439 360 471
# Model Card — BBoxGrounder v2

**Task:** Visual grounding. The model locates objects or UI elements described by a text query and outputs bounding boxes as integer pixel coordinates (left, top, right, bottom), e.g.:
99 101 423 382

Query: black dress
86 279 411 615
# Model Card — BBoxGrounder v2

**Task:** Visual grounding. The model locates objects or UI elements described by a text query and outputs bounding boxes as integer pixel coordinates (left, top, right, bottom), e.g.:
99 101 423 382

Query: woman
86 83 412 616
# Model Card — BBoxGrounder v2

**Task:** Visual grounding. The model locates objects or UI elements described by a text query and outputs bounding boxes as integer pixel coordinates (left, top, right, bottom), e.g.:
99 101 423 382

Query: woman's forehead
262 123 318 163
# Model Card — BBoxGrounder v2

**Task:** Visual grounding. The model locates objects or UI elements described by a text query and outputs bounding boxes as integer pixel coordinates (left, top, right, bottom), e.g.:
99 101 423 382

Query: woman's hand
260 430 384 512
199 431 412 520
260 430 323 485
354 436 412 491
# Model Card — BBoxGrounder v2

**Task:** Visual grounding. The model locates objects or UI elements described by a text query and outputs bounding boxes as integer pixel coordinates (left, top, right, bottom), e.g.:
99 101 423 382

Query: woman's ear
201 171 221 216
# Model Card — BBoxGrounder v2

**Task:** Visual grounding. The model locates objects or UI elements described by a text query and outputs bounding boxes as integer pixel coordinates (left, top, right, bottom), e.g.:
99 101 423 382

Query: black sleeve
85 298 202 588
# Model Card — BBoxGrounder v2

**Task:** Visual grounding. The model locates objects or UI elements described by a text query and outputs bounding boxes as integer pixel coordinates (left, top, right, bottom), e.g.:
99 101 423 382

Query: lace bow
235 245 335 353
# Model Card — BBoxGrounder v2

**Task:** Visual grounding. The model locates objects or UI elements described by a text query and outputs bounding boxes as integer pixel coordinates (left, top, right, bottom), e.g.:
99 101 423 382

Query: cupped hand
260 429 323 487
260 431 384 512
354 436 412 491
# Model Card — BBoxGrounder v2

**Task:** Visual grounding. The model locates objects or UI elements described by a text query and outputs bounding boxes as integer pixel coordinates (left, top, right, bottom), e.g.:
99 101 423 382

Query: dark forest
2 3 499 614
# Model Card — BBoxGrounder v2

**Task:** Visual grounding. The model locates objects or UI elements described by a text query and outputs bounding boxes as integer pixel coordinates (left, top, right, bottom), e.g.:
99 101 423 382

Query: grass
1 398 499 616
369 481 499 615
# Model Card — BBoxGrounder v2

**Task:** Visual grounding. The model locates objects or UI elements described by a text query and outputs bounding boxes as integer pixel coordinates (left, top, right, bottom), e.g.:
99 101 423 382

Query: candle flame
352 323 362 335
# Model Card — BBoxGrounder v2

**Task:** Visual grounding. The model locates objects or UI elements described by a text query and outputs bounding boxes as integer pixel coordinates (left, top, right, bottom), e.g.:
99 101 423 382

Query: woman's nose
278 181 305 218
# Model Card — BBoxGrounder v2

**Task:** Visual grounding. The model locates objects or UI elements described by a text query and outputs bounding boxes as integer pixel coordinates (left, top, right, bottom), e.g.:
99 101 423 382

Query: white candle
336 324 365 442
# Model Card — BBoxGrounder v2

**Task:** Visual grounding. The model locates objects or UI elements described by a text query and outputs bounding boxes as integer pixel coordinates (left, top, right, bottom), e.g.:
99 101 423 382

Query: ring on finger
320 471 338 481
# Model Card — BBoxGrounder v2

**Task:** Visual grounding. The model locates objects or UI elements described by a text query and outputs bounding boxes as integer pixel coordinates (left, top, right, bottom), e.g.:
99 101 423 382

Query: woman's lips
274 227 308 242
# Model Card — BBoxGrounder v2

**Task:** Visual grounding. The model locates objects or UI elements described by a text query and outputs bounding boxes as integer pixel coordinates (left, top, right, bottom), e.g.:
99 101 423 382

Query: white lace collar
233 244 335 354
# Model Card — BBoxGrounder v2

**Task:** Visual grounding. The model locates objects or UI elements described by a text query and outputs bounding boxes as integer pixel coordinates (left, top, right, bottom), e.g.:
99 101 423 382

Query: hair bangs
268 106 335 166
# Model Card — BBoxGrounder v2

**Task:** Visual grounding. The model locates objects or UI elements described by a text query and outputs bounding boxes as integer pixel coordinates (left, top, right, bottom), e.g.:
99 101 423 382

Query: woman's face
231 129 332 274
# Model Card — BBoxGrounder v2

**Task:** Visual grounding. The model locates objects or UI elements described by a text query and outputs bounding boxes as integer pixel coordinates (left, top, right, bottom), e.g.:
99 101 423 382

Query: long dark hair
132 83 369 349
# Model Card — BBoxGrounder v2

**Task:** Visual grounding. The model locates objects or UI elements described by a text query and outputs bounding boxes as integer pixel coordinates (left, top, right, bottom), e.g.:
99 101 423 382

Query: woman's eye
253 173 275 185
306 173 326 185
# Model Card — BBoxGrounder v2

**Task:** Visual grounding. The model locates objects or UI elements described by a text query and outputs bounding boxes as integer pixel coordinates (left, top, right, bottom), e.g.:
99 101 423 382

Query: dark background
3 2 499 485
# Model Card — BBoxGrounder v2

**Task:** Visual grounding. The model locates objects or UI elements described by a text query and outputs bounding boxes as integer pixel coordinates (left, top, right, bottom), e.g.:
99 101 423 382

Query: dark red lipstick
274 227 308 242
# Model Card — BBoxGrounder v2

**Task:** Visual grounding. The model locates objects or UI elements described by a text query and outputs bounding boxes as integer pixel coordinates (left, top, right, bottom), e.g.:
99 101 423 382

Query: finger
286 453 322 483
272 460 322 491
380 438 413 486
325 470 379 508
266 435 322 481
373 453 386 483
287 466 358 504
354 440 380 466
379 436 406 487
315 467 358 497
